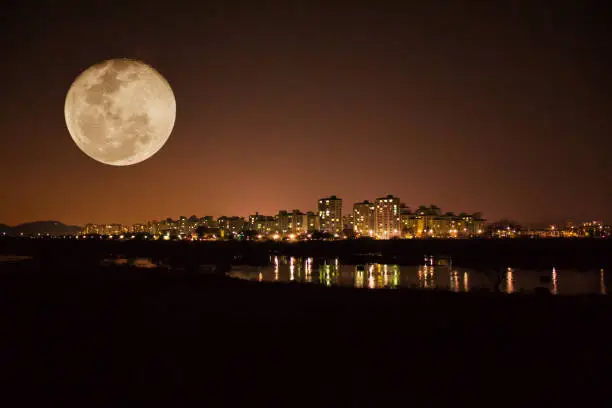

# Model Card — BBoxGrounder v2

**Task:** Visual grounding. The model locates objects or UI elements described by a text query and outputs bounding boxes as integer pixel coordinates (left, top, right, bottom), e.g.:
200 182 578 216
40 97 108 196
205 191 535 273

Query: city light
14 196 607 241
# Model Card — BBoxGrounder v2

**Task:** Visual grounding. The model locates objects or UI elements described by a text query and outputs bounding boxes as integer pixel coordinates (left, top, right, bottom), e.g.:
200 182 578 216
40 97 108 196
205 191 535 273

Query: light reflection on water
227 256 608 295
506 268 514 294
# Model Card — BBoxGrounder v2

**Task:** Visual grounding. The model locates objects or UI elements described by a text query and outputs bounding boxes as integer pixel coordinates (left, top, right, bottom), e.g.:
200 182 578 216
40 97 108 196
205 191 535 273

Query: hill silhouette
0 221 81 236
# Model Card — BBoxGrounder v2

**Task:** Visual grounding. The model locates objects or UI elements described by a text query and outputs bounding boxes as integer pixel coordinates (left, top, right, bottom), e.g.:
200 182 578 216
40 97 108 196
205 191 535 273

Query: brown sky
0 0 610 226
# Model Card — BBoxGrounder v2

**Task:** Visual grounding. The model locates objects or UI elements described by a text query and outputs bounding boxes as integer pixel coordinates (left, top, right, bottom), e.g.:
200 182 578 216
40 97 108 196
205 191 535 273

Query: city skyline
81 193 487 232
1 2 610 226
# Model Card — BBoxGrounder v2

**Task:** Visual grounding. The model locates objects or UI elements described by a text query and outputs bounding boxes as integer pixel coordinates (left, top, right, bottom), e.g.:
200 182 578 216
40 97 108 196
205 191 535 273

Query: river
228 256 608 295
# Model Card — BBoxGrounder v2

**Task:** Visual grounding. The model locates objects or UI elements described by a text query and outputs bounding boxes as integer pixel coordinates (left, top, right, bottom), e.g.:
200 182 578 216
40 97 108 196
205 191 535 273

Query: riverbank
1 263 611 406
2 237 612 269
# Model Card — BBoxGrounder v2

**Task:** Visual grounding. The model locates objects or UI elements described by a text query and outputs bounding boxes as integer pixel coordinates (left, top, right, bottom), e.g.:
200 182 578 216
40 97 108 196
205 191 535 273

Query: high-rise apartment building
302 211 320 233
375 195 401 238
342 213 355 231
276 211 290 235
353 200 375 236
318 195 342 234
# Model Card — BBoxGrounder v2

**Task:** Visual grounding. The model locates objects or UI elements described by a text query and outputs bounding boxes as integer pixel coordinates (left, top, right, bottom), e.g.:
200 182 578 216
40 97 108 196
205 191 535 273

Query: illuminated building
147 221 160 234
318 195 342 234
580 221 604 238
156 218 179 235
82 224 98 235
178 216 193 235
353 200 375 236
248 213 276 236
217 216 245 236
110 224 126 235
275 210 305 236
247 213 261 231
414 205 440 234
289 210 304 234
302 211 320 233
132 224 147 233
276 211 291 235
82 223 126 235
457 212 485 236
199 216 215 228
487 221 522 238
217 216 227 230
375 195 401 239
342 213 355 231
186 215 200 233
431 216 451 237
400 208 424 237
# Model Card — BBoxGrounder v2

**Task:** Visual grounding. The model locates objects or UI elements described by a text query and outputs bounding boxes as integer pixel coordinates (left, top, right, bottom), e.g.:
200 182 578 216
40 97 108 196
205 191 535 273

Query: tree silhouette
416 205 429 215
428 205 441 216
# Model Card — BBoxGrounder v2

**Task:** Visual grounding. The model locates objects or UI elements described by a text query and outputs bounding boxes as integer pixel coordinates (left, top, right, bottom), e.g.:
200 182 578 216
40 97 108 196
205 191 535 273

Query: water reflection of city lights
450 270 460 292
506 267 514 294
392 266 399 288
419 264 434 289
383 264 389 286
368 274 376 289
417 266 424 288
324 265 332 286
227 258 609 295
355 267 364 288
273 259 279 281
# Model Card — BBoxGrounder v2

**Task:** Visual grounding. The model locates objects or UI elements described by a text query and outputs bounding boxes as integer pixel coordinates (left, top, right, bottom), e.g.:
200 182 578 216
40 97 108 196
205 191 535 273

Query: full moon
65 58 176 166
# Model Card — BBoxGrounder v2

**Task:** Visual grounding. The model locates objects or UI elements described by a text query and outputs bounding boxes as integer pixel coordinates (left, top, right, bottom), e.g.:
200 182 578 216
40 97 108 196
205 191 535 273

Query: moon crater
65 58 176 166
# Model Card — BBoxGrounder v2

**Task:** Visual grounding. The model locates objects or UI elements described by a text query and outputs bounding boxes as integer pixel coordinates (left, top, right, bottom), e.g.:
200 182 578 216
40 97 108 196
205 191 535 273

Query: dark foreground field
1 261 612 406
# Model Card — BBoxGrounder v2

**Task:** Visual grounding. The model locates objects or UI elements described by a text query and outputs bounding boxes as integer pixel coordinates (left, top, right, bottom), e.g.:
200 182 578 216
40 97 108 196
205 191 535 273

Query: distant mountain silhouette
0 221 82 236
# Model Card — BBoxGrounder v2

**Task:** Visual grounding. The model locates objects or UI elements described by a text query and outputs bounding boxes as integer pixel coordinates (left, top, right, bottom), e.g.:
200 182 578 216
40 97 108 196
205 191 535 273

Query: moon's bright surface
65 58 176 166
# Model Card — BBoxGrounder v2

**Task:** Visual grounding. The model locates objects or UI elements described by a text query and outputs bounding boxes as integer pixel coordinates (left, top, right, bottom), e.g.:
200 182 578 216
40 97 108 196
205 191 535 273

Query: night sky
1 1 610 226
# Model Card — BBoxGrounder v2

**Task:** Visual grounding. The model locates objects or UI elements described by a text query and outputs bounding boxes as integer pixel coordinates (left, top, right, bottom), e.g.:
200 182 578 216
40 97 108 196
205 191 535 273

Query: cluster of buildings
82 194 486 240
488 220 610 239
